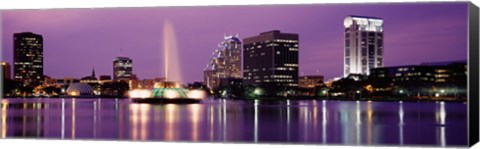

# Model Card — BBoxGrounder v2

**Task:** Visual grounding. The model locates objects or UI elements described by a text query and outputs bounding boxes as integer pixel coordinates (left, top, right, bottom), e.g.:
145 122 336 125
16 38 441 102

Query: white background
0 0 478 149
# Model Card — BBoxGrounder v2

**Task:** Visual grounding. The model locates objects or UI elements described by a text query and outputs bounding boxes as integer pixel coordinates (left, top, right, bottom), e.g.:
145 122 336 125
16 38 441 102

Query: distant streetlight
253 88 263 96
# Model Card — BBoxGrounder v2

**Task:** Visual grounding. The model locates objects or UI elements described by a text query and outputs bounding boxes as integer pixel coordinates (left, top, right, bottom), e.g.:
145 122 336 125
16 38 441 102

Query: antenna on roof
120 48 124 57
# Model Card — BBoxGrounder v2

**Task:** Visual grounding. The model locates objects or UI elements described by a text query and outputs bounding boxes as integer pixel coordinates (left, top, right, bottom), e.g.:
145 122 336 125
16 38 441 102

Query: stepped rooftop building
204 34 242 90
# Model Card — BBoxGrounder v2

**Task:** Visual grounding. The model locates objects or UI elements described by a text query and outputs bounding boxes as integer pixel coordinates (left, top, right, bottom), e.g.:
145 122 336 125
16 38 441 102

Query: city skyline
1 2 468 83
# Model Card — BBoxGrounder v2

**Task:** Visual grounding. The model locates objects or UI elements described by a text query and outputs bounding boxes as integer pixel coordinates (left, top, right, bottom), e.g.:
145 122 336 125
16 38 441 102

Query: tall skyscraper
2 62 11 80
243 30 299 96
344 15 384 76
113 57 133 80
13 32 44 86
204 35 242 90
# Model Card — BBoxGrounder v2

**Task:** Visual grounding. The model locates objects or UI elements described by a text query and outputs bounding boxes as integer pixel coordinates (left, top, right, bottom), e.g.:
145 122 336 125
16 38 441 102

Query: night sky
1 2 468 83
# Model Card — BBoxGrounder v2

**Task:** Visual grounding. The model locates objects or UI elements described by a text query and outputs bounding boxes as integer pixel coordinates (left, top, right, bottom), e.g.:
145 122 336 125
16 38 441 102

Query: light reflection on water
0 98 468 147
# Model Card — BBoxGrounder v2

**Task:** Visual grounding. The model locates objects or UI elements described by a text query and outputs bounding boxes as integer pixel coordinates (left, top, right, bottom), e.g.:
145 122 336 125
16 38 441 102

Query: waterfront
0 98 467 147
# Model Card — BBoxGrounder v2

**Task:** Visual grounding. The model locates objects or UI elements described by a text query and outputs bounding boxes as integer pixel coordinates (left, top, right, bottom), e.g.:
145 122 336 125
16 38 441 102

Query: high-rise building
243 30 299 96
344 16 384 76
113 57 133 80
13 32 44 86
2 62 11 80
204 35 242 90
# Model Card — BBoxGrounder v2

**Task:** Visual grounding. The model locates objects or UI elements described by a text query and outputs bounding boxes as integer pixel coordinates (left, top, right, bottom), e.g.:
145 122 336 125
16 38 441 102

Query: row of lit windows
393 77 434 81
289 48 298 51
435 74 450 78
272 79 296 83
114 63 132 67
436 69 447 73
397 67 411 71
274 39 298 43
284 63 298 67
23 37 40 41
15 62 32 65
271 75 293 79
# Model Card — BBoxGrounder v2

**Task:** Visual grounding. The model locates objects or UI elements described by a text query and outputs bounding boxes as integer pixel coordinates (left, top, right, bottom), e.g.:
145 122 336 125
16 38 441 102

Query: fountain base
131 97 200 104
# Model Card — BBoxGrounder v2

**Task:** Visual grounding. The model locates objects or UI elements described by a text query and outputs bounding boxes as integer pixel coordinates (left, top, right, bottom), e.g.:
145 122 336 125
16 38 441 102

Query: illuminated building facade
113 57 133 80
204 35 242 90
2 62 11 80
243 30 299 96
299 75 324 89
13 32 44 86
344 16 384 76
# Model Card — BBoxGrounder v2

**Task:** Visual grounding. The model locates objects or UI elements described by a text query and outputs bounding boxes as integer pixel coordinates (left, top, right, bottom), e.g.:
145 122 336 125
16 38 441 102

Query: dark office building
369 60 467 99
370 65 436 84
420 60 467 86
113 57 133 80
2 62 11 80
243 30 299 96
13 32 44 86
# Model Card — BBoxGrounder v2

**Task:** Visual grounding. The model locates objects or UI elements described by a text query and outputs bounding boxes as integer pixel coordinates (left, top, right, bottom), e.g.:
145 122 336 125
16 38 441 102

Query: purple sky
1 2 468 83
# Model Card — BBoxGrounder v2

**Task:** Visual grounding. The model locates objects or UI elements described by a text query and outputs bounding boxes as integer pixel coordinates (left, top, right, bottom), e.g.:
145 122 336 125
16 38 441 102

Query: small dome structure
66 83 94 96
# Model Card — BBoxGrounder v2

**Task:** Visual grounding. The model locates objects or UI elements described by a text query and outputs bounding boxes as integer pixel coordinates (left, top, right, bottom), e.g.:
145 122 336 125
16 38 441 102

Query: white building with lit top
344 15 384 76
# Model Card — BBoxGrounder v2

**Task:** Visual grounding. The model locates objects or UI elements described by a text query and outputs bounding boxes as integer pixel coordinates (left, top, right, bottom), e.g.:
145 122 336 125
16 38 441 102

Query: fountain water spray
162 20 182 83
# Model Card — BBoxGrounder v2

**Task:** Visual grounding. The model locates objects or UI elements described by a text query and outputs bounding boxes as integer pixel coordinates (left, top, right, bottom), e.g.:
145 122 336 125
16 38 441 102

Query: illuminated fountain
129 20 206 103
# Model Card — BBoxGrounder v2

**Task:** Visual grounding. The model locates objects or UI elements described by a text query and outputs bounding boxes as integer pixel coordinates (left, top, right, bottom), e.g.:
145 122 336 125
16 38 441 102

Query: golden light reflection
130 104 138 140
140 104 150 140
209 105 214 141
189 104 201 141
23 102 27 136
129 104 151 141
1 100 7 138
165 104 178 141
367 101 373 144
71 98 76 139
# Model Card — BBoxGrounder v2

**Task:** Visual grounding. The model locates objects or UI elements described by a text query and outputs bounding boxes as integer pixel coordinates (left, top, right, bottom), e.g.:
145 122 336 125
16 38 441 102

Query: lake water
0 98 468 147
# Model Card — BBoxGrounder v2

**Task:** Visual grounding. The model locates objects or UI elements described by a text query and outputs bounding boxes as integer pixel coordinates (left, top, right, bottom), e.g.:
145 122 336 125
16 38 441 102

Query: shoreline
2 96 467 103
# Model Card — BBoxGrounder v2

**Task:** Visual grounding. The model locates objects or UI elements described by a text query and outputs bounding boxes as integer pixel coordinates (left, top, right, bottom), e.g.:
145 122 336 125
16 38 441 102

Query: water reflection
0 98 468 147
129 104 151 141
322 100 327 143
1 99 7 138
71 98 76 139
437 101 446 147
399 101 404 145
